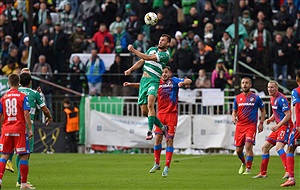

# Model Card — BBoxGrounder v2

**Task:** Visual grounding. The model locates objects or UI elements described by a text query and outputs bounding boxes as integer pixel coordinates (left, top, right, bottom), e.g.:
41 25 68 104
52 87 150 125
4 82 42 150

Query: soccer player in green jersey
125 34 171 140
14 72 52 188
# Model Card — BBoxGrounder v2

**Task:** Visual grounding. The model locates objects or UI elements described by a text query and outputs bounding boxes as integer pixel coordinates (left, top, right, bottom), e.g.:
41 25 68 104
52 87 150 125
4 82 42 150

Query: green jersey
143 47 170 79
19 87 45 122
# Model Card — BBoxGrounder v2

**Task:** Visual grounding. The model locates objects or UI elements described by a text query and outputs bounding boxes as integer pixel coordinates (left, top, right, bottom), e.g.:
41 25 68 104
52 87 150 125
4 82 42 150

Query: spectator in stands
1 58 19 75
168 38 177 74
195 69 211 88
240 10 254 34
19 49 28 69
132 33 148 82
238 0 254 19
226 17 249 52
49 22 70 75
59 1 75 36
250 11 274 36
270 33 288 88
286 0 298 22
184 6 201 36
113 23 131 53
182 0 197 17
174 40 194 78
3 0 18 25
0 0 6 15
37 15 55 39
199 1 215 37
122 3 135 24
85 49 106 96
77 0 100 38
0 13 12 36
3 35 17 53
249 21 273 75
253 0 273 21
91 23 114 53
13 13 28 46
175 30 183 49
17 36 29 62
32 55 53 76
193 40 214 73
33 2 50 27
204 31 215 50
109 14 126 36
239 38 258 80
55 0 70 12
125 12 142 43
132 0 153 24
36 65 53 113
211 58 232 90
2 47 18 68
69 23 87 53
109 54 131 96
100 0 118 29
214 3 232 42
215 31 235 70
283 27 296 79
272 4 293 36
158 0 178 36
294 11 300 72
150 11 169 47
36 35 54 69
191 34 201 52
68 55 86 93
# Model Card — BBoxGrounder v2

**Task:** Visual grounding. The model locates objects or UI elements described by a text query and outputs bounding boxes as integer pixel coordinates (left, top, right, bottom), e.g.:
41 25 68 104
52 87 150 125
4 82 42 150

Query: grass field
1 153 299 189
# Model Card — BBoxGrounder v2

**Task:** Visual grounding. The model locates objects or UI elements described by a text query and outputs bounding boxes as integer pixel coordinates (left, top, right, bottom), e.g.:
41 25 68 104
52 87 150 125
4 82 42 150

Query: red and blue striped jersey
157 77 184 114
233 92 264 127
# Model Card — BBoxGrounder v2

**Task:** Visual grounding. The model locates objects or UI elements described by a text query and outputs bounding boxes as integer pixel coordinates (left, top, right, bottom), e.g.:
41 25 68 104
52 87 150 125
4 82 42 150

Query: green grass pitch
1 153 299 189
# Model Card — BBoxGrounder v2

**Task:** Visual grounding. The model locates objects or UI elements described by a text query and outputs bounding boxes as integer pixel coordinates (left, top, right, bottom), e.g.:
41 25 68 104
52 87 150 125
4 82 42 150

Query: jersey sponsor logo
0 144 2 151
16 147 25 152
238 102 255 106
160 83 173 88
272 106 278 109
7 117 17 121
4 133 20 136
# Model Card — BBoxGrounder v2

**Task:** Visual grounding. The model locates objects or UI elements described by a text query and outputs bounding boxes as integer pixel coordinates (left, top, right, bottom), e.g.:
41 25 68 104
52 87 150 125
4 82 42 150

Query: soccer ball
144 12 158 26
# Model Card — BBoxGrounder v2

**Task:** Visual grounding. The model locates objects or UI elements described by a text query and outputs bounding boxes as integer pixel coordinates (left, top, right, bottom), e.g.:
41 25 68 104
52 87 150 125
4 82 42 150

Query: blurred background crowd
0 0 299 98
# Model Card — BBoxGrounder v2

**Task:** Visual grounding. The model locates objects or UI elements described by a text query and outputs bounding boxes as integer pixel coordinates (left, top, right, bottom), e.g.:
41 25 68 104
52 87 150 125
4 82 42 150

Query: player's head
8 74 20 88
20 67 31 74
267 80 278 96
296 70 300 84
161 66 171 81
241 77 252 93
20 72 32 87
158 34 171 50
63 98 72 108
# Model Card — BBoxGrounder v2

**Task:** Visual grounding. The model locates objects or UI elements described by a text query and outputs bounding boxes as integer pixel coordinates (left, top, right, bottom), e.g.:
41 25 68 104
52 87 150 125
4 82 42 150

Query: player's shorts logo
0 144 3 151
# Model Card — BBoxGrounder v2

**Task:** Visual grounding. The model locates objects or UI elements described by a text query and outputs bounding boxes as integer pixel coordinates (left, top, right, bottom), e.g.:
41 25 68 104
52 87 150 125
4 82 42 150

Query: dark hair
20 72 31 87
8 74 19 87
164 66 171 70
63 98 71 105
161 34 171 43
296 70 300 79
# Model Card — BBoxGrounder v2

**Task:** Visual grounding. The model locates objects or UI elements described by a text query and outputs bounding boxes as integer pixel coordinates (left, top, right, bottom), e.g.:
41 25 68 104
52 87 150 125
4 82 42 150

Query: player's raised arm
123 82 140 89
124 59 145 75
128 44 157 61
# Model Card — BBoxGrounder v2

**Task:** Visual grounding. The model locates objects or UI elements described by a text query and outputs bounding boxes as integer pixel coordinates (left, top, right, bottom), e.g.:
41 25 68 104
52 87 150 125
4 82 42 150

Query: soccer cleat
252 173 268 178
5 161 14 173
238 163 246 174
280 180 296 187
162 166 169 177
282 172 289 179
242 169 251 175
146 131 153 140
20 183 36 190
16 182 34 188
149 163 161 173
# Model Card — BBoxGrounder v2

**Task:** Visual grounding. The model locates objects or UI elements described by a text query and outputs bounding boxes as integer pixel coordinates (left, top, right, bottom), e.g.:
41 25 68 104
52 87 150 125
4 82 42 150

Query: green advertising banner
0 76 9 97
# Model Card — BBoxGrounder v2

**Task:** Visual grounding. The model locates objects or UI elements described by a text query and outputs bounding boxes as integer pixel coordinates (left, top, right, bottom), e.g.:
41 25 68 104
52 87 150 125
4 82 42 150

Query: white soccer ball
144 12 158 26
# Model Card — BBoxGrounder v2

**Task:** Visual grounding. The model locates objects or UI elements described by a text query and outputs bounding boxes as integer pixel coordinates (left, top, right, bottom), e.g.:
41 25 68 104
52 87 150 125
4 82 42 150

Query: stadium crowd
0 0 300 96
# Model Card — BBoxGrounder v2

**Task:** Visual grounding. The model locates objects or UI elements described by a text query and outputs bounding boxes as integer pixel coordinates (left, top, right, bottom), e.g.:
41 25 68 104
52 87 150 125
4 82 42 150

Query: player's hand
36 86 43 93
127 44 134 52
258 124 263 133
271 125 279 132
232 117 238 125
45 117 53 126
123 82 130 86
266 119 272 125
178 82 184 87
28 130 33 140
124 69 131 76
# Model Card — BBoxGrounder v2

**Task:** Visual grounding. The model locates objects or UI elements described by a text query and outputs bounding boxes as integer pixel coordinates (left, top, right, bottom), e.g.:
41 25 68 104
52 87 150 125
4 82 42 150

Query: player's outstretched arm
123 82 140 89
178 78 192 87
127 44 157 61
124 59 145 75
41 106 53 126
